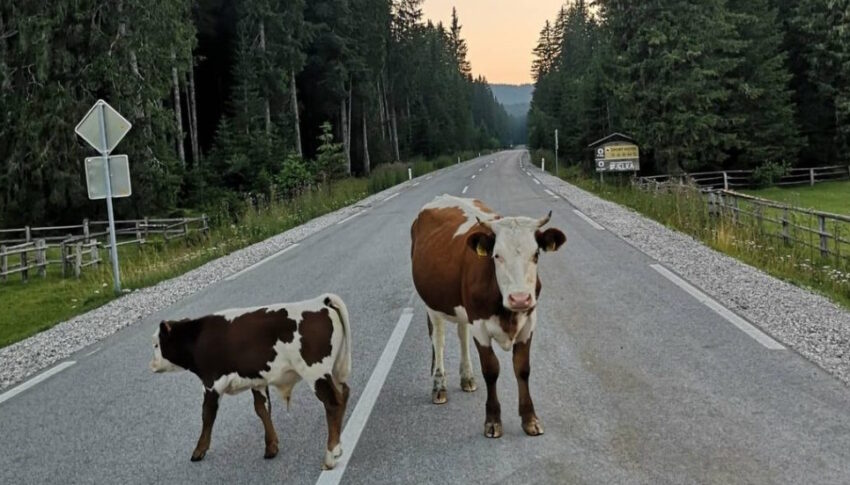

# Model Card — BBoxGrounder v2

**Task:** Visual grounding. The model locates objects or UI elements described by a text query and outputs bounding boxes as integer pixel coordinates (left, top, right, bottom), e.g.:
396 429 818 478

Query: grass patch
742 180 850 215
1 155 459 348
558 172 850 309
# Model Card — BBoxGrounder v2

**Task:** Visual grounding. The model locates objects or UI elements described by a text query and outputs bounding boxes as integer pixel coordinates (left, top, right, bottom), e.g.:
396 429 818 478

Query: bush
752 161 789 188
276 154 314 199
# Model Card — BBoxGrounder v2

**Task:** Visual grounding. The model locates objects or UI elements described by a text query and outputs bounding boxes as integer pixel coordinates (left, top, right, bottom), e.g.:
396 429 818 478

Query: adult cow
150 294 351 469
410 195 566 438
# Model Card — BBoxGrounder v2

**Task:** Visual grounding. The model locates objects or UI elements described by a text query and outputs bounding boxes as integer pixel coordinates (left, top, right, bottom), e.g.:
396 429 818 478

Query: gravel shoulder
0 166 456 391
533 167 850 385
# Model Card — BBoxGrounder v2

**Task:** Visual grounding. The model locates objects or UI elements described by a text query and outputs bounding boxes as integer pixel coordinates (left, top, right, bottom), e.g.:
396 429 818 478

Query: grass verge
0 156 460 348
742 180 850 216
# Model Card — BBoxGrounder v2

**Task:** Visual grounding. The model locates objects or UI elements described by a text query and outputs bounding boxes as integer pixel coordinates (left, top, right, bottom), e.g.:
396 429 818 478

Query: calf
150 294 351 469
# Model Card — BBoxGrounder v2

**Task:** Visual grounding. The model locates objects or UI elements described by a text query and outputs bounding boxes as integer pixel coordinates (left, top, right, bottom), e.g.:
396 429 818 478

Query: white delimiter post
97 102 121 293
541 158 545 171
408 168 412 180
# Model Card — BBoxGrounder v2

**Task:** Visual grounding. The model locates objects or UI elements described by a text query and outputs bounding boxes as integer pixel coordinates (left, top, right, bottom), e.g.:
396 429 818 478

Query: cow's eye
533 253 539 263
494 254 501 261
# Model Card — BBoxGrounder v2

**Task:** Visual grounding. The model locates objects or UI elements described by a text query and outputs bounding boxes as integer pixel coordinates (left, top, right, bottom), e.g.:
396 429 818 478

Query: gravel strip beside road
0 164 452 391
534 168 850 385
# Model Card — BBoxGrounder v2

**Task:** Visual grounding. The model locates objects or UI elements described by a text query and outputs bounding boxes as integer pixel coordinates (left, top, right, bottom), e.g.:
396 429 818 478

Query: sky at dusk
421 0 566 85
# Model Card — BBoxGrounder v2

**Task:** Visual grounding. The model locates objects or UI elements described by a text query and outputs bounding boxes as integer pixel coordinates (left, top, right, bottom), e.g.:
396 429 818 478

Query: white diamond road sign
75 99 132 153
84 155 131 200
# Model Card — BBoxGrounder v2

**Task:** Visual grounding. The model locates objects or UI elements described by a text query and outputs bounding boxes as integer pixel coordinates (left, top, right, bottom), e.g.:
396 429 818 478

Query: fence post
818 215 829 258
0 245 6 283
810 167 815 186
74 242 83 278
143 216 150 239
91 240 100 267
781 208 790 245
25 226 31 243
183 218 189 238
135 221 143 242
83 218 90 243
60 242 67 277
732 196 739 223
202 214 209 236
723 172 729 190
21 244 28 282
36 239 46 278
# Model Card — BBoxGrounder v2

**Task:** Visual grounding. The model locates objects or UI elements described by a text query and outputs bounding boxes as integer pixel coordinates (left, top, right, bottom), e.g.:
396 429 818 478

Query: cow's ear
467 231 495 258
159 321 172 335
536 228 566 252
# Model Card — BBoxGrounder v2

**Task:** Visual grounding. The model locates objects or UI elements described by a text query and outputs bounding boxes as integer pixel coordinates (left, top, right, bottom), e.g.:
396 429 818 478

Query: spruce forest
0 0 515 227
529 0 850 176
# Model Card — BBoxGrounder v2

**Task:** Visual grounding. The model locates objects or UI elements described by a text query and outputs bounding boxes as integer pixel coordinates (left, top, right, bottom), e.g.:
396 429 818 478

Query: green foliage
751 161 790 188
276 154 314 198
315 121 346 187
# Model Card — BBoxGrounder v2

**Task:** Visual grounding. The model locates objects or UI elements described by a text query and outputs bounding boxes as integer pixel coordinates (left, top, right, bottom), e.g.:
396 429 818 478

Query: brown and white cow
150 294 351 469
410 195 566 438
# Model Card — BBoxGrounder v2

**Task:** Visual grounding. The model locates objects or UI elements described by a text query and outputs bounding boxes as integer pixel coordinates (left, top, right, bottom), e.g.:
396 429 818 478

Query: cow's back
411 195 498 317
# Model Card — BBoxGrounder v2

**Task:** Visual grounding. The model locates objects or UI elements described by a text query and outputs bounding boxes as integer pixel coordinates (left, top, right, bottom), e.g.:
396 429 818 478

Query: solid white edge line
543 189 556 197
462 186 469 194
0 361 76 405
471 175 476 179
650 264 785 350
224 244 300 282
381 193 399 203
533 179 541 185
315 308 415 485
572 209 606 231
412 182 420 187
336 211 364 226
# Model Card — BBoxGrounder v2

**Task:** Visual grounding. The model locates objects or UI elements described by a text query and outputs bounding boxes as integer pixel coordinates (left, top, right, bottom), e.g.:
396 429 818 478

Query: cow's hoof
522 417 544 436
322 445 342 470
264 442 279 459
432 388 448 404
460 376 477 392
190 449 207 462
484 421 503 438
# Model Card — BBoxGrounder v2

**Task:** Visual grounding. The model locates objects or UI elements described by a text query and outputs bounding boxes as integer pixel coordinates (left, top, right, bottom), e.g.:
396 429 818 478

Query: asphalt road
2 151 849 484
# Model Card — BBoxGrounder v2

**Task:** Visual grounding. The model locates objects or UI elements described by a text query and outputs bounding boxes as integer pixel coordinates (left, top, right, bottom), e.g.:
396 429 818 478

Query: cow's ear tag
476 242 488 258
547 241 556 252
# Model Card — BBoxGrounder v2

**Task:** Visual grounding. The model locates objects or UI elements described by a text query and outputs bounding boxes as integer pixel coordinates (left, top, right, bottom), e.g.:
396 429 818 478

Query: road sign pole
97 102 121 294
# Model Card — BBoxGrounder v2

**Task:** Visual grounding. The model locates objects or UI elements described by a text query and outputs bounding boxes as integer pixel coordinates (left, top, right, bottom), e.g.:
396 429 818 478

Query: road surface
1 151 849 484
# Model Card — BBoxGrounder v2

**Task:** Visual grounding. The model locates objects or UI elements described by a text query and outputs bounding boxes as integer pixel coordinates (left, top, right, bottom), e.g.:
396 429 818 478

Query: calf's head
467 211 566 312
150 321 185 373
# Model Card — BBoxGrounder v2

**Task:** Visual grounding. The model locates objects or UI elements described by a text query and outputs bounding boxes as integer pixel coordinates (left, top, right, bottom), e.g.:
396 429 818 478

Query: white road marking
85 348 101 357
533 179 541 185
471 175 476 179
225 244 300 281
0 361 76 405
426 176 433 180
543 189 559 199
478 168 483 172
572 209 606 231
412 182 420 187
650 264 785 350
462 185 469 194
381 193 399 203
336 211 364 226
315 308 415 485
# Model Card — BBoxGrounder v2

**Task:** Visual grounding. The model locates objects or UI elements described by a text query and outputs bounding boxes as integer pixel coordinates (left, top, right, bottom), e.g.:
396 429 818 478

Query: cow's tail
324 294 351 385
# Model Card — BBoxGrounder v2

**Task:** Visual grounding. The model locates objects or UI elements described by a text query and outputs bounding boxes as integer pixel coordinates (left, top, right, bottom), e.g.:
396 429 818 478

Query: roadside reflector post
408 168 412 180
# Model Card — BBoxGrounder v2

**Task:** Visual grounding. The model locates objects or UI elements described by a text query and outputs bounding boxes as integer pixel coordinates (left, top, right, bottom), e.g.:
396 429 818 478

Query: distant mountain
490 84 534 107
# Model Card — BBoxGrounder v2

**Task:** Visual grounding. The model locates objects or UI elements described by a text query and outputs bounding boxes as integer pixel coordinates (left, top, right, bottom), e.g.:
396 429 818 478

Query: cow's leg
314 376 349 470
252 388 279 458
191 390 220 461
457 323 477 392
513 334 543 436
427 311 448 404
474 339 502 438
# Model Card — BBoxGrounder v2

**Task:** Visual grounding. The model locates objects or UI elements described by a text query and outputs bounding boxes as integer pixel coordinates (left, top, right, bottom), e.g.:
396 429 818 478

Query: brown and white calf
410 195 566 438
150 294 351 469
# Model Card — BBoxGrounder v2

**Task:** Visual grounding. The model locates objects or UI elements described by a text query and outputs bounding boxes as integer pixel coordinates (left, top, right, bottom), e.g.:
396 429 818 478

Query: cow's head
467 212 566 312
150 321 184 373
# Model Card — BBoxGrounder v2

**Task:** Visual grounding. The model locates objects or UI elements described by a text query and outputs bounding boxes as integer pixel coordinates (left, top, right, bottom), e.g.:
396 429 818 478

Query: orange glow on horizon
422 0 566 85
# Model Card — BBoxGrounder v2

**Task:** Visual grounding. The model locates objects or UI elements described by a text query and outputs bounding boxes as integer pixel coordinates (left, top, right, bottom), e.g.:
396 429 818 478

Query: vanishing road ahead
2 151 849 484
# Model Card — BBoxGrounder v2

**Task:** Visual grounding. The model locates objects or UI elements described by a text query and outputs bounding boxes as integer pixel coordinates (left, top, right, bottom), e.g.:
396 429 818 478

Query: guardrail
638 165 850 190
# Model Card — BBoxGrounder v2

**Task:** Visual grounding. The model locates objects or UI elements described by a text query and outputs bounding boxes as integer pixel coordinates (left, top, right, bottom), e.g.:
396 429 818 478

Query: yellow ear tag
547 241 556 252
476 243 488 257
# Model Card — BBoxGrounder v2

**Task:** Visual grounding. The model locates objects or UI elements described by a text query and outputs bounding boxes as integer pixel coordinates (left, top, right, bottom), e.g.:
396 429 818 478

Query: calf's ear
159 321 172 335
536 228 566 252
467 231 495 258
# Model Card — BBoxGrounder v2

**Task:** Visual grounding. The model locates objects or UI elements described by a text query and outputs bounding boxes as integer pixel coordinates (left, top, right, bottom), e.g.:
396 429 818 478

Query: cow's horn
476 216 492 229
537 211 552 227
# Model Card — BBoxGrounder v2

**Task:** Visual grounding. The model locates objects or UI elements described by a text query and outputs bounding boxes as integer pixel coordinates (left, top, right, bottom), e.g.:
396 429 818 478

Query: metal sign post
75 100 132 295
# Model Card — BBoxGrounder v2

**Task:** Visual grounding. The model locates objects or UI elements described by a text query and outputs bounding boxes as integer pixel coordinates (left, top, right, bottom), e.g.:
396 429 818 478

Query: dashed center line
471 175 476 179
0 361 76 405
412 182 420 187
381 193 399 203
225 244 300 281
336 211 364 226
533 179 541 185
572 210 606 230
315 307 415 485
462 185 469 194
543 189 559 199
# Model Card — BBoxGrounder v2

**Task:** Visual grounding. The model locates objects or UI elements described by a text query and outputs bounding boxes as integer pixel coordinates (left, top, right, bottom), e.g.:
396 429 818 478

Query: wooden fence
0 216 208 283
638 165 850 190
632 178 850 264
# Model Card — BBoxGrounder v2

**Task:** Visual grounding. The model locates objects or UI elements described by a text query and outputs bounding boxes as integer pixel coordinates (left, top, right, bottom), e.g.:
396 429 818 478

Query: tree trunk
171 51 185 167
291 69 303 157
188 64 200 163
391 107 400 162
405 97 412 146
341 98 351 174
183 71 198 166
259 21 271 136
362 109 371 175
347 80 353 173
376 79 387 141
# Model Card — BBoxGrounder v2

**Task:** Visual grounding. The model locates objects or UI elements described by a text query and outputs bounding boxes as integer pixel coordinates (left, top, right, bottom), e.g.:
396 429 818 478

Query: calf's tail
324 294 351 385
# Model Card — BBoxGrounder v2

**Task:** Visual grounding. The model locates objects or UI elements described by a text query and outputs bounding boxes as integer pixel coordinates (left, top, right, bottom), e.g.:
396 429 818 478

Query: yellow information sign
604 143 639 160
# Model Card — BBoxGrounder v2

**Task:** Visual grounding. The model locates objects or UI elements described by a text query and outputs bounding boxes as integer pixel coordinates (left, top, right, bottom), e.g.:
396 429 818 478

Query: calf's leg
315 376 349 470
474 340 502 438
427 312 448 404
457 323 477 392
191 390 220 461
513 335 543 436
252 388 279 458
